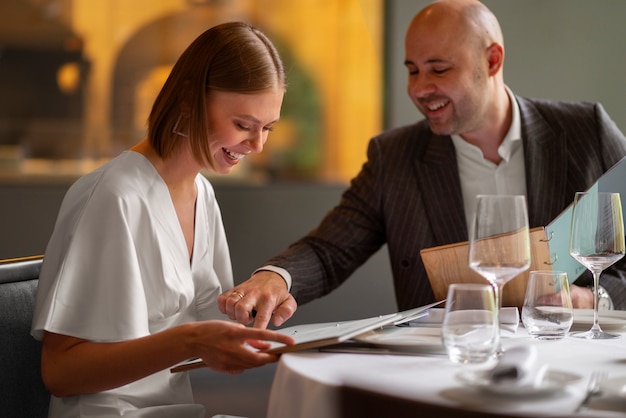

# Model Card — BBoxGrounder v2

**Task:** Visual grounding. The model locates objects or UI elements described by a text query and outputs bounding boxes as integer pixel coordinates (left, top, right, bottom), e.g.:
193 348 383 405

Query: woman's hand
191 320 295 374
41 320 294 397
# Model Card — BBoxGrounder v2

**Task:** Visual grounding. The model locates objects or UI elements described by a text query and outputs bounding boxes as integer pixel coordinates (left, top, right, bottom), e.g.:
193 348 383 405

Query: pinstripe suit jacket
266 96 626 310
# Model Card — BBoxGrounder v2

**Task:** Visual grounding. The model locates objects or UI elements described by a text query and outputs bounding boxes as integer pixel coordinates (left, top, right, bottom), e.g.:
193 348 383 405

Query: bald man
220 0 626 328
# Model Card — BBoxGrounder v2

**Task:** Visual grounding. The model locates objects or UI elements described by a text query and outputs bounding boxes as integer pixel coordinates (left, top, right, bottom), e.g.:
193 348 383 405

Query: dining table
266 309 626 418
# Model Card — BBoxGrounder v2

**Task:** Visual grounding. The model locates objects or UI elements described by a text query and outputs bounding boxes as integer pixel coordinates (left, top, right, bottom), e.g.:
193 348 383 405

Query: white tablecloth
267 325 626 418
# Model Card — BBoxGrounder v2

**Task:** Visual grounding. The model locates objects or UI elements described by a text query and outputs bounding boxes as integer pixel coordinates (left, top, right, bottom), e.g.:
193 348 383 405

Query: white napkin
487 345 548 389
411 307 520 334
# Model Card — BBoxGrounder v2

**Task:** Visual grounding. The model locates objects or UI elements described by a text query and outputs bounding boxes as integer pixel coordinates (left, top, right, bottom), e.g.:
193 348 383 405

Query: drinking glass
441 284 498 364
468 194 531 352
522 270 573 340
568 191 625 339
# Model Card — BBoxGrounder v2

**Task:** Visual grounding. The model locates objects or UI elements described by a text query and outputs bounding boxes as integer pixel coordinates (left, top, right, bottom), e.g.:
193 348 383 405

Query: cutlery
575 370 608 412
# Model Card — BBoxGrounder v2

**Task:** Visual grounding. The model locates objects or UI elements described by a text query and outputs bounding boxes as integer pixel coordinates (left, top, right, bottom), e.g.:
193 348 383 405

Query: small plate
353 326 444 352
599 376 626 398
572 309 626 331
457 369 582 396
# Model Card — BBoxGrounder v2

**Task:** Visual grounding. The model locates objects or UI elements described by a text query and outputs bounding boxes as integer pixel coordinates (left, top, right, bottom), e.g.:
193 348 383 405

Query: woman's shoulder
195 173 217 198
64 151 162 206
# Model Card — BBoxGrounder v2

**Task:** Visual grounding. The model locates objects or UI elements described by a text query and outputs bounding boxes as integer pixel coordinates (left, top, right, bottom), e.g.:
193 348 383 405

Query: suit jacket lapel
517 96 568 227
415 133 468 245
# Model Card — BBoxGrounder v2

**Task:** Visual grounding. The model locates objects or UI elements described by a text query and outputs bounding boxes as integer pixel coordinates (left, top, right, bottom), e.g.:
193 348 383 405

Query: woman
31 22 294 417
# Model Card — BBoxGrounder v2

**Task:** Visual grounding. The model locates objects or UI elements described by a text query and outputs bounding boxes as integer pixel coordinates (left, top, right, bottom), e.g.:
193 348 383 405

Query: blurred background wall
0 0 384 183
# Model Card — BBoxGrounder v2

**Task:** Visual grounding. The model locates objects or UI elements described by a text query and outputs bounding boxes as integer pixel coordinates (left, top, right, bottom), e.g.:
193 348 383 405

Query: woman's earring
172 113 189 137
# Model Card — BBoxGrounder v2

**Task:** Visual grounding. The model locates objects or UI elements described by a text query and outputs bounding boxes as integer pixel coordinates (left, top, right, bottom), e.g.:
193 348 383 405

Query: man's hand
218 270 297 329
569 284 594 309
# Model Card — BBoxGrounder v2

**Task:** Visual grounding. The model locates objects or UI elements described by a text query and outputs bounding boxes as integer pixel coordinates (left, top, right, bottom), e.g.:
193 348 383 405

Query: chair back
0 256 50 417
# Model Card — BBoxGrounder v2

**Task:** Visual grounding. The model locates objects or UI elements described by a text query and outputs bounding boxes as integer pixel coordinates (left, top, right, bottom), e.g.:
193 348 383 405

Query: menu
545 155 626 283
263 299 445 354
170 300 445 372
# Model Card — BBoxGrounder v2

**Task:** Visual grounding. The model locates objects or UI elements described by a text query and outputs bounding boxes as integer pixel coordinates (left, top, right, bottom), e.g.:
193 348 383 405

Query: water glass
522 270 573 340
441 284 498 364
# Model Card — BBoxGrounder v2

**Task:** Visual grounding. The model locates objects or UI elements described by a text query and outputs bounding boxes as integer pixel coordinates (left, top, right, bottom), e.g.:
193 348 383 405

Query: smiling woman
204 90 283 174
30 21 296 417
146 21 286 172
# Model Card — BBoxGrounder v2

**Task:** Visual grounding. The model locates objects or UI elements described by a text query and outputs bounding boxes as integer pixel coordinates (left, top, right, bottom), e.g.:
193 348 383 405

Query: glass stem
493 283 503 350
493 283 502 319
591 270 602 331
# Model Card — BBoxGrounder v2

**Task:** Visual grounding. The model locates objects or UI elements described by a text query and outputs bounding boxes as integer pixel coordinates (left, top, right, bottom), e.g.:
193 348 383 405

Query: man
219 0 626 329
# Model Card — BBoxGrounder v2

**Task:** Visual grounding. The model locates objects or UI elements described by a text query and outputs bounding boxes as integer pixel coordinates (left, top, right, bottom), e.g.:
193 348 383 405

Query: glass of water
441 284 498 364
522 270 573 340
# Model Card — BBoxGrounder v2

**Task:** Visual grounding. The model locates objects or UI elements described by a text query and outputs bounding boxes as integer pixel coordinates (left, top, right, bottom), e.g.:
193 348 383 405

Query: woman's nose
245 131 266 154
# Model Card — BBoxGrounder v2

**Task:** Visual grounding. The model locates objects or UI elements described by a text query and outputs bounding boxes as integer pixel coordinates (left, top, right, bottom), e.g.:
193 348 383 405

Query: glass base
529 333 567 341
570 328 621 340
491 343 504 358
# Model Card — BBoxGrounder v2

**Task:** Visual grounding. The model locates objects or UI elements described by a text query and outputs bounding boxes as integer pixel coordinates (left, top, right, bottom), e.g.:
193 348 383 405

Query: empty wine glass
521 270 573 340
469 195 531 353
442 284 498 364
568 191 625 339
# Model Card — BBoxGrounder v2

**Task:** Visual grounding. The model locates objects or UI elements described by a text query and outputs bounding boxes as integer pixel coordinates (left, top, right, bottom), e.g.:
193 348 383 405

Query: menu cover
545 155 626 284
170 300 444 373
420 156 626 302
421 227 551 308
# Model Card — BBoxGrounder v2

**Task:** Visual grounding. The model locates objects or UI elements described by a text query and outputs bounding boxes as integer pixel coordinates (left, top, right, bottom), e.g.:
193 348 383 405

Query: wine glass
468 195 531 352
568 191 625 339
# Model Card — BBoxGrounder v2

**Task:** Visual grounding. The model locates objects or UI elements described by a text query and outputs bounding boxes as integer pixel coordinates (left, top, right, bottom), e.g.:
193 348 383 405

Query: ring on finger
231 290 244 300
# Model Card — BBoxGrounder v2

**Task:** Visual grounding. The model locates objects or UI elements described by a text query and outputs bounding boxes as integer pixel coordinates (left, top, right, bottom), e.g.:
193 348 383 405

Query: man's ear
486 43 504 76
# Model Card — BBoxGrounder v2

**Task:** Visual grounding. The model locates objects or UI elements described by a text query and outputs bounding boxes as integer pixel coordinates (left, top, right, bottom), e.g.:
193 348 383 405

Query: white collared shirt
451 87 527 230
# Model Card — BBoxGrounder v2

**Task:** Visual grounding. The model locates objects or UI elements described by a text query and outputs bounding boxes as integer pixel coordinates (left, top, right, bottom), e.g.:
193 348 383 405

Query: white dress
31 151 233 417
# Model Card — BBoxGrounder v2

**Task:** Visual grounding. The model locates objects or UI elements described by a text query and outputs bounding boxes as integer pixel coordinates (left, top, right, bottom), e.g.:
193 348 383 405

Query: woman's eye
433 68 449 75
264 126 274 132
236 123 250 131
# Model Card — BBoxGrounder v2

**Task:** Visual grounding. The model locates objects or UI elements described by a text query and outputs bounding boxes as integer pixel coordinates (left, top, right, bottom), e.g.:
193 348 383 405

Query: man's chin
427 122 454 137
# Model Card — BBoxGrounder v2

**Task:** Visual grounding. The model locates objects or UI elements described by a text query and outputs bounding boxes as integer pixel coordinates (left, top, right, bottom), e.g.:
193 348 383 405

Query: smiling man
219 0 626 328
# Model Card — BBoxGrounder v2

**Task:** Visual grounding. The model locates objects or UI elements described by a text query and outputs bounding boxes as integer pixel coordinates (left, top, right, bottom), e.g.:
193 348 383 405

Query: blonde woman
32 22 294 417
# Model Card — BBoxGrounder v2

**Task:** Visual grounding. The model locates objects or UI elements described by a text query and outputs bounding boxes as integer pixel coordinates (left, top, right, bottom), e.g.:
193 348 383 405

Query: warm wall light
56 62 80 94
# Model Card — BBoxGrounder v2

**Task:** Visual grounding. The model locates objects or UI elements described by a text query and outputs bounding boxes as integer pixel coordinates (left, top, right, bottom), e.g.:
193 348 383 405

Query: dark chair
0 255 249 418
0 255 50 417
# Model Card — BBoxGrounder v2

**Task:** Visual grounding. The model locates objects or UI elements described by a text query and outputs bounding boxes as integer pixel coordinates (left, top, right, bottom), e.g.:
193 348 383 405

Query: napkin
488 345 548 389
410 307 520 334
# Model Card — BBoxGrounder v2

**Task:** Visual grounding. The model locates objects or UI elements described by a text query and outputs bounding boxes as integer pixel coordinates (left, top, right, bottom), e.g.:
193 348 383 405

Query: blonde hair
148 22 286 168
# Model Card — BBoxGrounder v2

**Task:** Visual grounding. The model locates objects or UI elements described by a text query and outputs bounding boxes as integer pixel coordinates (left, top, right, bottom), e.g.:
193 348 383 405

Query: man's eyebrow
404 58 451 66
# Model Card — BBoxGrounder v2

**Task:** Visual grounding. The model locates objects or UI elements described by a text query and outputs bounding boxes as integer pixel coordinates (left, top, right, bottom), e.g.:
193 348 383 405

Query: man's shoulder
368 120 455 163
373 119 432 145
517 96 599 122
